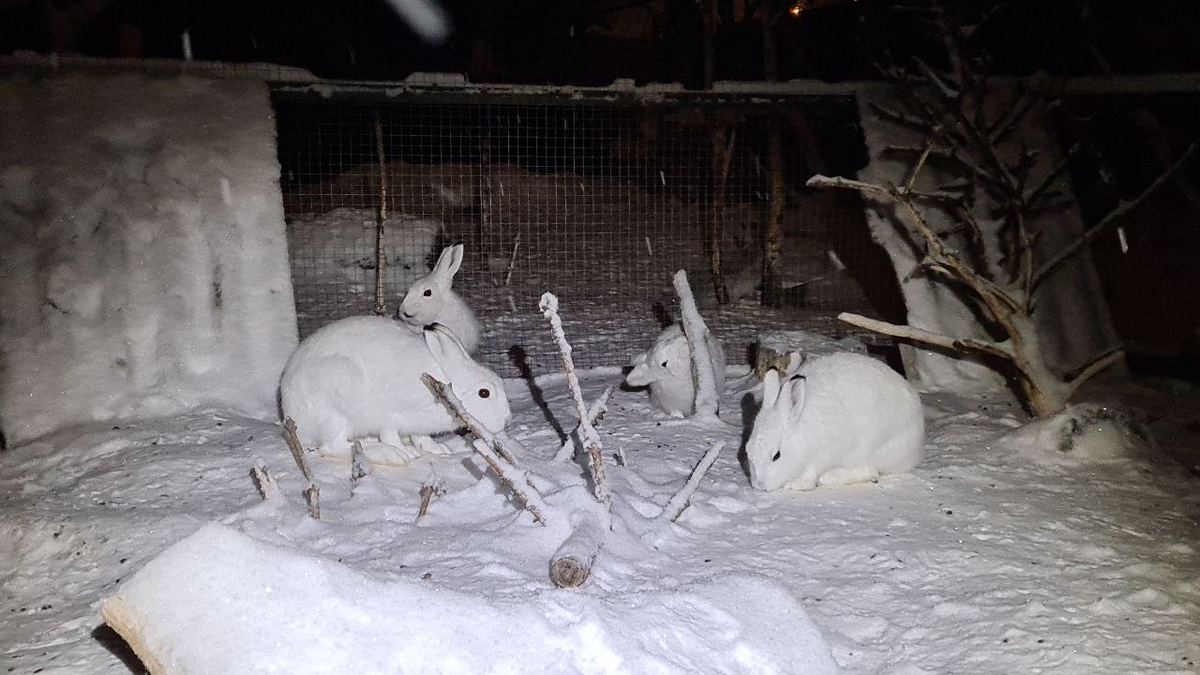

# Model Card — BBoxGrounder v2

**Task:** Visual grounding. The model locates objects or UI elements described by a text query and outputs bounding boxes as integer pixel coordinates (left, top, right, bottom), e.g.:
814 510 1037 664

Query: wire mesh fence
272 87 903 377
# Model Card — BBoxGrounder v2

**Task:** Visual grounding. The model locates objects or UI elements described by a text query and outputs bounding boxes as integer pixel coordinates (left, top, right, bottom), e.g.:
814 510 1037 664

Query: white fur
625 324 726 417
279 317 509 457
396 244 481 353
746 352 924 491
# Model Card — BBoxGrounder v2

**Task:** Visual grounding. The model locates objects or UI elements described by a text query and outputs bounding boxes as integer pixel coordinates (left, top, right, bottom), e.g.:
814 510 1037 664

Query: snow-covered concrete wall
0 71 298 444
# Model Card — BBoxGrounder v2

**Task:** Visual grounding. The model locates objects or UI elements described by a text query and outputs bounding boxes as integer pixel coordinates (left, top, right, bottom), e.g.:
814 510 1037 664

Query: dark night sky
3 1 1200 85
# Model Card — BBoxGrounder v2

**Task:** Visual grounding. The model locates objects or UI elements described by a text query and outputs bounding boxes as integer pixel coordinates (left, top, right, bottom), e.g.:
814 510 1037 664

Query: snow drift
102 522 839 675
0 71 297 444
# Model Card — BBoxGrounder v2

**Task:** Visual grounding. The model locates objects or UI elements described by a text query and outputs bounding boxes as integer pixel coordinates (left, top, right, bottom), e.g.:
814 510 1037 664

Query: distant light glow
383 0 451 43
789 3 803 17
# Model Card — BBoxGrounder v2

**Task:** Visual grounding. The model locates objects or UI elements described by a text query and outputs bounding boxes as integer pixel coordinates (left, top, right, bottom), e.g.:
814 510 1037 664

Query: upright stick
673 270 720 418
373 109 389 317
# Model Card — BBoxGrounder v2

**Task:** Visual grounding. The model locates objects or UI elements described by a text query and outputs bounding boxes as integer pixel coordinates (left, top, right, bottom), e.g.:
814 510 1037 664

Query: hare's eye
423 289 432 297
660 360 668 368
478 388 491 399
772 450 781 462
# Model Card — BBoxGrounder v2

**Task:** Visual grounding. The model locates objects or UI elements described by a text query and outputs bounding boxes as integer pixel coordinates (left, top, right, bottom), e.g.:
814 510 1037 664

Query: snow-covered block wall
0 71 298 445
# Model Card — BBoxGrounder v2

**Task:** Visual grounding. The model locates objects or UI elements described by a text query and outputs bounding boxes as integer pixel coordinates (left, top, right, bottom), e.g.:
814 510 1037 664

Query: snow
0 72 297 444
2 67 1199 675
108 523 836 674
3 368 1200 674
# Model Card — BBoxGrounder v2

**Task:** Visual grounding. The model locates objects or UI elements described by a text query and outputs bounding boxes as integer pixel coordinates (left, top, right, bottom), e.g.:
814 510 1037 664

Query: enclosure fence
271 80 901 377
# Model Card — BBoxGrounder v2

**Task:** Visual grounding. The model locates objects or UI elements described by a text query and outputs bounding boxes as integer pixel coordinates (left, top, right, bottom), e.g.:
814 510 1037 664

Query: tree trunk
761 119 785 307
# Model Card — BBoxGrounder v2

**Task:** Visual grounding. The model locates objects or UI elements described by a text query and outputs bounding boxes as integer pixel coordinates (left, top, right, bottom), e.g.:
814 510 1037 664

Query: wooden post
373 109 389 316
709 125 736 305
762 118 785 307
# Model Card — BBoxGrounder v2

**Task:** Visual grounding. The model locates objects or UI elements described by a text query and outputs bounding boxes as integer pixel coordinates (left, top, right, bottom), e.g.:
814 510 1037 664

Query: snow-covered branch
837 312 1012 362
672 271 720 419
658 441 725 524
421 373 548 525
540 293 611 508
555 384 616 462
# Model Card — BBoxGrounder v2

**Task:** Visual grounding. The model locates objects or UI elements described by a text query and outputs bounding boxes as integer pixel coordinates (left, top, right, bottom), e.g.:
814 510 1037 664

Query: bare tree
809 42 1195 416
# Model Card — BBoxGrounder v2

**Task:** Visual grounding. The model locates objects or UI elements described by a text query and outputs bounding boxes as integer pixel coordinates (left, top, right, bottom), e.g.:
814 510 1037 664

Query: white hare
395 244 481 354
746 352 924 491
279 317 509 461
626 324 726 417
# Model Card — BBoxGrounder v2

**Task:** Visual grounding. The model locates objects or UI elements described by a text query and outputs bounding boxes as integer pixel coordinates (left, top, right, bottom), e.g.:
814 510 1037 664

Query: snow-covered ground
2 360 1198 674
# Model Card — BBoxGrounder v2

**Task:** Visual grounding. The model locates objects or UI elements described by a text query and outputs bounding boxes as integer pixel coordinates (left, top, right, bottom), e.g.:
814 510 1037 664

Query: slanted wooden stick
420 373 549 525
282 417 320 519
539 292 611 508
555 384 616 462
420 373 517 466
658 441 725 524
471 439 548 526
416 482 443 520
250 460 285 504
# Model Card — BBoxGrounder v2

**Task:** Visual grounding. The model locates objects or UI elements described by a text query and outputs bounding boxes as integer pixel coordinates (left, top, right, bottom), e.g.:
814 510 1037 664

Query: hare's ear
786 374 808 422
784 351 803 376
761 369 782 410
424 323 469 367
432 243 464 283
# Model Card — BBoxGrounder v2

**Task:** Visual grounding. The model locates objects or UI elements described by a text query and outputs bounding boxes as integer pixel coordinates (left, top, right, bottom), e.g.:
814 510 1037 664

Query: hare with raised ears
746 352 924 491
396 243 481 354
280 317 509 461
625 324 726 418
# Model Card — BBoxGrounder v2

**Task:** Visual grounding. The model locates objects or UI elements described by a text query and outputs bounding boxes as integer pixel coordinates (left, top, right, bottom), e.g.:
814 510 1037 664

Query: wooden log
549 508 606 588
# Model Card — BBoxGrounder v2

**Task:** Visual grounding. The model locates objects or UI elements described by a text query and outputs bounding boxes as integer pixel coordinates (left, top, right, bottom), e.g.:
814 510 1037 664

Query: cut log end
549 556 592 588
100 596 166 675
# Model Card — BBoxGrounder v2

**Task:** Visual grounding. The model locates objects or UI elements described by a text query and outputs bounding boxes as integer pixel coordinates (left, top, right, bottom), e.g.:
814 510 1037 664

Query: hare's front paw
407 434 456 456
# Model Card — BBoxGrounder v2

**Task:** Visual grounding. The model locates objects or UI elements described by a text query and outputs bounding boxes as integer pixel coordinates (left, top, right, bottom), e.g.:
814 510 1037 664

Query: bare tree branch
1031 142 1197 289
838 312 1013 361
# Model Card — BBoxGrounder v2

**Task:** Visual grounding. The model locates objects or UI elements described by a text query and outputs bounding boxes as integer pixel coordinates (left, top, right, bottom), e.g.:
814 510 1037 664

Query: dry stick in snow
420 373 549 525
658 441 725 524
539 292 611 508
282 417 320 519
554 384 616 462
250 460 285 503
350 440 372 486
672 270 720 418
417 483 443 520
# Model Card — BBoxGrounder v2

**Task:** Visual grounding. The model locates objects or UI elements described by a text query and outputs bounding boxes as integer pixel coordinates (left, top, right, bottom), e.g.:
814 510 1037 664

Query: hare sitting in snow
746 352 923 491
625 324 726 417
395 243 481 354
280 318 509 461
